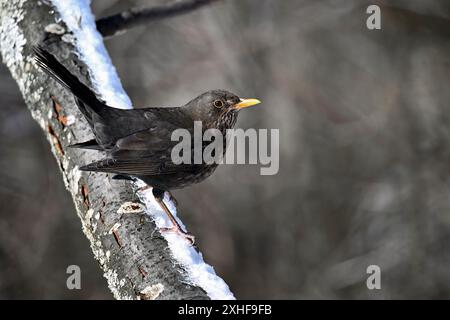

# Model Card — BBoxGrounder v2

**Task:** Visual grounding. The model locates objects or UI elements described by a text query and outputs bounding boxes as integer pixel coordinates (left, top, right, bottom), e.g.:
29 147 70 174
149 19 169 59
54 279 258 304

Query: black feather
111 174 135 181
33 45 106 118
79 158 178 176
68 139 101 150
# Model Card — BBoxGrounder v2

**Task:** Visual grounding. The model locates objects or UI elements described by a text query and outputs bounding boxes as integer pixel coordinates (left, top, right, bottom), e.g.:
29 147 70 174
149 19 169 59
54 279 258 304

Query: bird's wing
79 157 194 176
106 107 194 159
115 126 178 152
81 107 197 176
93 106 193 150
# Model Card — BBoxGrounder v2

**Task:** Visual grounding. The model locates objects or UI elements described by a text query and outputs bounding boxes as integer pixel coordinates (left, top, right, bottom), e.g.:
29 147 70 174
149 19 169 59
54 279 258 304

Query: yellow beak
234 98 261 110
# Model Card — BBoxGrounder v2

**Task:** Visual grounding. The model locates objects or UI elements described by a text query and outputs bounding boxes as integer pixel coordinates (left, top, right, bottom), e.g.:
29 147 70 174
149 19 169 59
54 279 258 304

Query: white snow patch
69 166 82 194
0 21 26 71
65 114 76 125
0 0 27 86
136 181 235 300
52 0 234 300
51 0 131 109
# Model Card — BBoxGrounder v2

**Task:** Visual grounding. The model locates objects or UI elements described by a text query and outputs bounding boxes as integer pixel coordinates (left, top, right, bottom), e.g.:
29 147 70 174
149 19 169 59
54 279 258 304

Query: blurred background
1 0 450 299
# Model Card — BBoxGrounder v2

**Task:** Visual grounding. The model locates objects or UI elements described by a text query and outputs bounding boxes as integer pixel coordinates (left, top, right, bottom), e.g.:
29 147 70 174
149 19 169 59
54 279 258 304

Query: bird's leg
152 188 195 245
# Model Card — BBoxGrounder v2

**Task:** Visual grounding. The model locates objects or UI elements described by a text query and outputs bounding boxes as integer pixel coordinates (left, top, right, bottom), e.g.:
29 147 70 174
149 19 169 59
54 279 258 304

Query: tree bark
0 0 211 300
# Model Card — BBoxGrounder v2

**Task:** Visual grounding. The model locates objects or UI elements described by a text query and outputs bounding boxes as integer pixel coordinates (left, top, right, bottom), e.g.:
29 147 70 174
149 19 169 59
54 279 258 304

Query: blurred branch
96 0 222 38
0 0 212 300
381 5 450 36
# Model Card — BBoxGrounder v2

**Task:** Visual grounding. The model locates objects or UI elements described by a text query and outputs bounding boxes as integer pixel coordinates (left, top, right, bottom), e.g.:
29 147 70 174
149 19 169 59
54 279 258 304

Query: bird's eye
213 100 224 108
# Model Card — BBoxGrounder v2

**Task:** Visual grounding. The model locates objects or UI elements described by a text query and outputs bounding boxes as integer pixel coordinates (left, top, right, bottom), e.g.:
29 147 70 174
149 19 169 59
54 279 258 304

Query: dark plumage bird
33 46 260 243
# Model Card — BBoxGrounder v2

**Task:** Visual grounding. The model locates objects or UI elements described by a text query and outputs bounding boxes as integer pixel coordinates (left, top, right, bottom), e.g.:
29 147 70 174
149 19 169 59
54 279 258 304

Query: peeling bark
0 0 210 300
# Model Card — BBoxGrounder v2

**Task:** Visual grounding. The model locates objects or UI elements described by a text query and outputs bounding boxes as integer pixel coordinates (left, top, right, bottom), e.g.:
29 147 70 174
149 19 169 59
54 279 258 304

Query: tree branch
96 0 221 38
0 0 233 300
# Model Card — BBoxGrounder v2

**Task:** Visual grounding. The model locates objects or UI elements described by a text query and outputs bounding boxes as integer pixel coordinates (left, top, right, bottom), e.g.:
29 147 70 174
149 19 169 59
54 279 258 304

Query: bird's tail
33 45 106 122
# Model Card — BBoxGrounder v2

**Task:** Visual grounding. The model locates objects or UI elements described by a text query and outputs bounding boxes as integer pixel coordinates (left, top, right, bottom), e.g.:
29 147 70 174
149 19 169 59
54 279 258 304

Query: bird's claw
160 226 195 245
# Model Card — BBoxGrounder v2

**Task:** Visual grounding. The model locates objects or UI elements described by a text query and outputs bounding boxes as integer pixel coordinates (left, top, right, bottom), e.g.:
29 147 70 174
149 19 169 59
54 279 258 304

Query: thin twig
96 0 222 38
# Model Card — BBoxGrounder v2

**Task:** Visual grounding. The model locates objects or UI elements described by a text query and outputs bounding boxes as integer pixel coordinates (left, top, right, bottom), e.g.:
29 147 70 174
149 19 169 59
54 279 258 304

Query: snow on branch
96 0 222 38
0 0 234 300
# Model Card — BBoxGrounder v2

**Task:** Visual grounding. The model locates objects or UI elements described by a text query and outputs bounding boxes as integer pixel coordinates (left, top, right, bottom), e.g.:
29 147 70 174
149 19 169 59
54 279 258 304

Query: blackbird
33 46 260 243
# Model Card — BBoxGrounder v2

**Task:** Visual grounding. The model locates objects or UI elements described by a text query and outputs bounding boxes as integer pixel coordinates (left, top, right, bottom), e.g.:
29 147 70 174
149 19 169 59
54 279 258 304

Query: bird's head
185 90 261 129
